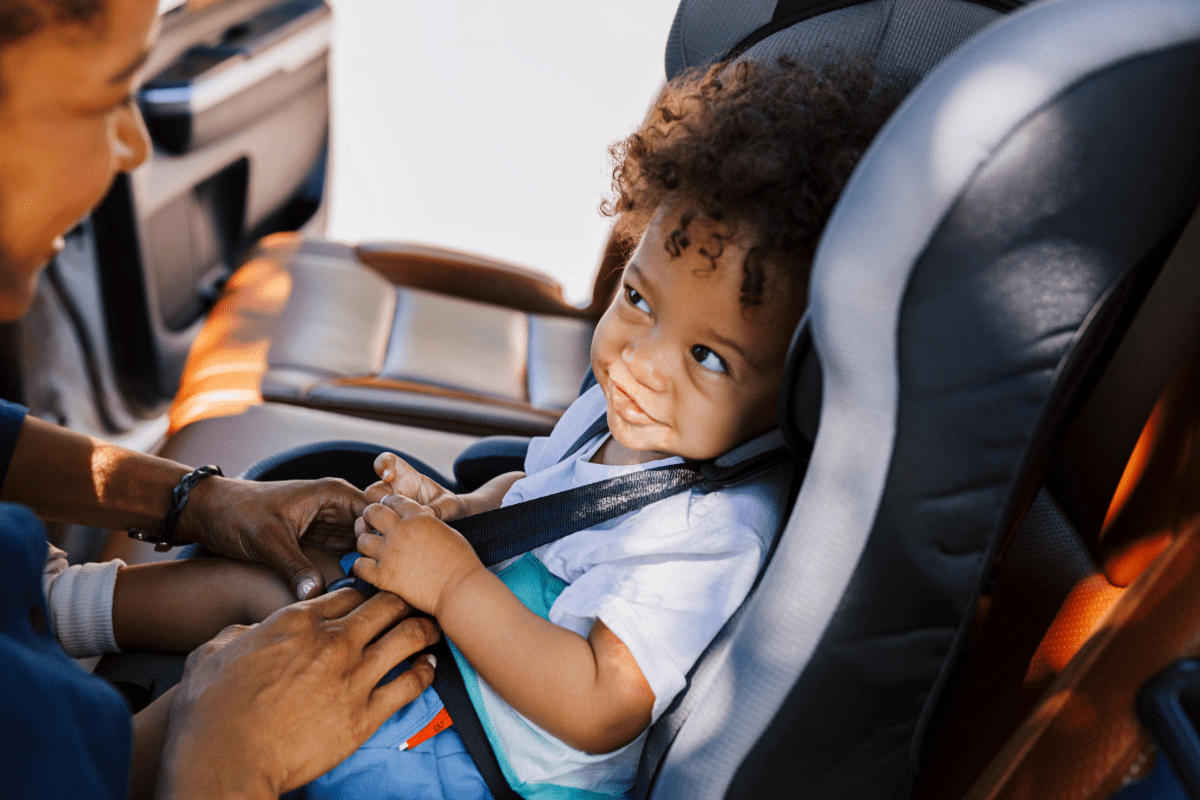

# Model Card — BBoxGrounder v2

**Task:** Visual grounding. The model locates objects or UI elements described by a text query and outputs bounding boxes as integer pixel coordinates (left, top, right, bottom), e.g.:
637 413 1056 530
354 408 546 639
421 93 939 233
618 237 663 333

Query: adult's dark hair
0 0 103 48
603 55 900 307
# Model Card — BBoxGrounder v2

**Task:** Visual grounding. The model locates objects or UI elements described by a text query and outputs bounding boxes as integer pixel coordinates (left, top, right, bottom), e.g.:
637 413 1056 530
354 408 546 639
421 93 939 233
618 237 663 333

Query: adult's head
0 0 156 321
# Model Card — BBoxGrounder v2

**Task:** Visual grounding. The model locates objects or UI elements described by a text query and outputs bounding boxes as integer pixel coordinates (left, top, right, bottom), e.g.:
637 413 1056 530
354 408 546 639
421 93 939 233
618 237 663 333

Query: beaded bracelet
128 465 223 551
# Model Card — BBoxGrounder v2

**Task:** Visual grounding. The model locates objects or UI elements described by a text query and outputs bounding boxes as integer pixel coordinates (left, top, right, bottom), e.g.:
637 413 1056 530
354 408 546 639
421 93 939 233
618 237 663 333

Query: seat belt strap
450 464 705 566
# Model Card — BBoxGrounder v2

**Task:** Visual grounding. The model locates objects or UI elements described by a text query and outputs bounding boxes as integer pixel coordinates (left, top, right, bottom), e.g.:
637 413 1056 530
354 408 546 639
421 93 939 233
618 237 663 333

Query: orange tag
397 707 453 751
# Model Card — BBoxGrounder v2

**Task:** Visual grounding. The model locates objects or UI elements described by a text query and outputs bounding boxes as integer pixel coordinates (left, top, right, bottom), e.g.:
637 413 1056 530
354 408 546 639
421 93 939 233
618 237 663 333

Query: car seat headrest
665 0 1030 87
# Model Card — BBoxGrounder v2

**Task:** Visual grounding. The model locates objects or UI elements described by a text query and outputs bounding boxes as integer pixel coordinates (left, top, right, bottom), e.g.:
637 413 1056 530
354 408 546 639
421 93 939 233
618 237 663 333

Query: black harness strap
452 464 705 567
427 637 519 800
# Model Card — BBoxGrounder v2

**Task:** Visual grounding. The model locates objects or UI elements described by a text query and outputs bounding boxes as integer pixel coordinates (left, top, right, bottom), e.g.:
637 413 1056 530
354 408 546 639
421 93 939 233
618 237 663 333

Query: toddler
301 55 899 799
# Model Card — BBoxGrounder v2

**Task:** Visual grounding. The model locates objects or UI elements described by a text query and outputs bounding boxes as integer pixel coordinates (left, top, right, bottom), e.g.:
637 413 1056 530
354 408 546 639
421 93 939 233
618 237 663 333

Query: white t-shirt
473 384 791 797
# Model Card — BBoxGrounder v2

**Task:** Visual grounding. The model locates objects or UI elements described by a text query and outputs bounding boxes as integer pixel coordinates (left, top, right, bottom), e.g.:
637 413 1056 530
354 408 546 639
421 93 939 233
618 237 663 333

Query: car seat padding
665 0 1015 84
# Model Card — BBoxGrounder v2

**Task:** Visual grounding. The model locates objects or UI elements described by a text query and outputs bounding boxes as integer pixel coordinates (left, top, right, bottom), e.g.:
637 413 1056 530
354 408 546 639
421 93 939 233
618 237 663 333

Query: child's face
590 206 803 461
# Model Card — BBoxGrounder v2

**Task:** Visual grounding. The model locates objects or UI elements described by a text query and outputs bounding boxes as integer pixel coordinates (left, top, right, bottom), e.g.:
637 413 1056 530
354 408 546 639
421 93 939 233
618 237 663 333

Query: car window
326 0 678 304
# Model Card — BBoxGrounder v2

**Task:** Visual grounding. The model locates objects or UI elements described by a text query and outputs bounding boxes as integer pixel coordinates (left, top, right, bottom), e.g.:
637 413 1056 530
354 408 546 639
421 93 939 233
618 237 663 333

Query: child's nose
621 339 668 392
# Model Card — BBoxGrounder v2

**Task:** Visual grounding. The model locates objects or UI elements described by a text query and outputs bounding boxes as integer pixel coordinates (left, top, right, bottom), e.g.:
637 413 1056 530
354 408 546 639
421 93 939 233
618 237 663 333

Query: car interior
9 0 1200 797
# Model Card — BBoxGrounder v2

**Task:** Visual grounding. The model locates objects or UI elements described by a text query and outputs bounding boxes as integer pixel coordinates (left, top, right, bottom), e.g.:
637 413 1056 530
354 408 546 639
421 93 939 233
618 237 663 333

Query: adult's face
0 0 158 321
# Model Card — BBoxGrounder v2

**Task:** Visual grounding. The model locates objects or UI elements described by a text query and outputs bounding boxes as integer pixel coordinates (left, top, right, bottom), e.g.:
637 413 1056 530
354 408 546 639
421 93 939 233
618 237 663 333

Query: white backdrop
324 1 680 304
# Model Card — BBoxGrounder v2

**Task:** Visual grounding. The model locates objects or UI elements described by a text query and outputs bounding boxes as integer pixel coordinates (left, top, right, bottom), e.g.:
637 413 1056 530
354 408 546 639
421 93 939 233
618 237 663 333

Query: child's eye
625 285 651 313
691 345 728 374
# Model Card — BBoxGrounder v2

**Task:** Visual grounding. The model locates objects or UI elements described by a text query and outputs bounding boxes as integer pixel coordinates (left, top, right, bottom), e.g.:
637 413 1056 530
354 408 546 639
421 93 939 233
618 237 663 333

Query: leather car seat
166 233 627 439
165 0 1018 441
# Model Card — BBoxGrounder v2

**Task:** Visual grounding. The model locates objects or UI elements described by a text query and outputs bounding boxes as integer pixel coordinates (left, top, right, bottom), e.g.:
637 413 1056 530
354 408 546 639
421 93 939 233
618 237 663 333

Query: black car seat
163 0 1020 444
632 0 1200 798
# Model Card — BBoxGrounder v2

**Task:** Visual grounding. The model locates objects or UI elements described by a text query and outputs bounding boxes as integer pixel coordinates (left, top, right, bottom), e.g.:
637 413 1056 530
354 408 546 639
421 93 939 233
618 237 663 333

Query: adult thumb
264 536 326 600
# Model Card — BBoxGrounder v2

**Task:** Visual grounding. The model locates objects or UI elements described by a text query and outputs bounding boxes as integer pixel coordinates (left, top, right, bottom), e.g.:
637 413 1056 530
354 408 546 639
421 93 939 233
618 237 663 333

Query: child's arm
353 496 655 754
368 452 524 520
111 548 346 653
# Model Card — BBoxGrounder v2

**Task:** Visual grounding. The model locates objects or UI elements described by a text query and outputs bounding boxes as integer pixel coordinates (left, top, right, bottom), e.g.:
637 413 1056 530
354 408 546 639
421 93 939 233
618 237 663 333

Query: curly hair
0 0 102 48
602 55 900 307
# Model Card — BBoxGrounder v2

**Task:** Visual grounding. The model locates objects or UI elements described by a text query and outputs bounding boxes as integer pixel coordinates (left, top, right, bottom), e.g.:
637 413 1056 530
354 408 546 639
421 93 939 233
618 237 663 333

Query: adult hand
178 476 367 599
367 452 469 521
155 588 440 800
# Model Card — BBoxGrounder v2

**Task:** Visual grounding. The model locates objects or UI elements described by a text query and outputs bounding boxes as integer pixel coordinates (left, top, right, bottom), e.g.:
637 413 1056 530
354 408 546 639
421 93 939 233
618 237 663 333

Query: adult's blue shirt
0 400 132 798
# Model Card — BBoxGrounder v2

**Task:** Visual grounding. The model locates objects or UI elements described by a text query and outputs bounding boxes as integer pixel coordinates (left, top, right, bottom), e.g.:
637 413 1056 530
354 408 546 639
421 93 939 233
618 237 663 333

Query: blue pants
291 669 492 800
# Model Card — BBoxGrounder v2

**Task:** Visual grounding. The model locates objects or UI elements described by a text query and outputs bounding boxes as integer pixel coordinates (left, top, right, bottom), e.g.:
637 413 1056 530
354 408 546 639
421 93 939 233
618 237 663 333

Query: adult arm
153 589 440 800
2 415 365 598
354 496 655 754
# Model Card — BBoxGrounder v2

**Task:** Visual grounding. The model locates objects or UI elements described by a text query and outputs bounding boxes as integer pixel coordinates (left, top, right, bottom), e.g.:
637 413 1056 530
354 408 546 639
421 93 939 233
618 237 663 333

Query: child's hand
368 453 468 521
353 494 485 616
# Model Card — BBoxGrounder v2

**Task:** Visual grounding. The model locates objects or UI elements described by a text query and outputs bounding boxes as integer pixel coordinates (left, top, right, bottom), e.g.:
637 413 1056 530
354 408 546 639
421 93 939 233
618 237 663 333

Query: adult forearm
437 567 651 753
1 415 191 531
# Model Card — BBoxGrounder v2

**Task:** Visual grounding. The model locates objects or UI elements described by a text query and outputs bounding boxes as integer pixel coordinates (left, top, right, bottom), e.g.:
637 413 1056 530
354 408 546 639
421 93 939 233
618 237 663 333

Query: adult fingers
369 653 438 723
316 477 369 517
341 590 420 647
296 584 367 620
362 614 441 683
207 623 252 651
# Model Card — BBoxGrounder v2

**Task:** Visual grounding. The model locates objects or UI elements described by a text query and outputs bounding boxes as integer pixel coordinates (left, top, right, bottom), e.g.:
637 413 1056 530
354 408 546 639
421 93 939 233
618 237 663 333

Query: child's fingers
352 554 379 585
356 530 382 559
379 494 435 521
373 452 401 482
364 480 391 505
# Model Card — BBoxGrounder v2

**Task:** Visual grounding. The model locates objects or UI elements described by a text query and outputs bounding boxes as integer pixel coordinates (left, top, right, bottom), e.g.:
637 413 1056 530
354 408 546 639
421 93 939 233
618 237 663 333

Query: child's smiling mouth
608 380 657 425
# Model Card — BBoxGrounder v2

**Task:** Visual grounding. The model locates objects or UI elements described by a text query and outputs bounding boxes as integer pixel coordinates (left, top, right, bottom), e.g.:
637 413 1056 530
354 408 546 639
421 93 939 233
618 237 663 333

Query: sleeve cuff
44 559 125 658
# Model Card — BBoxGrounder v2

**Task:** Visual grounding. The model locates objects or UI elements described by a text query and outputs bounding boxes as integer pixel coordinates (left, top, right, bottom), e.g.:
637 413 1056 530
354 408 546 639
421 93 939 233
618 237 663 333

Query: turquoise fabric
450 554 622 800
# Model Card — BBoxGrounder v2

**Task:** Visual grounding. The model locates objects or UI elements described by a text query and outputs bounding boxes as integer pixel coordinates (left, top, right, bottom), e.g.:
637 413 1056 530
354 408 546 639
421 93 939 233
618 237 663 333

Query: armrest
355 242 594 319
453 435 532 492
